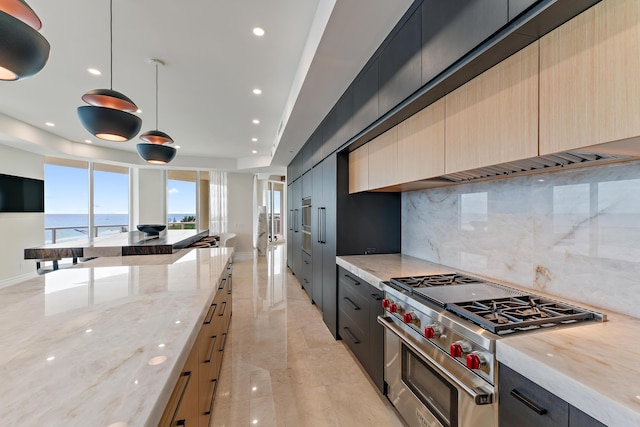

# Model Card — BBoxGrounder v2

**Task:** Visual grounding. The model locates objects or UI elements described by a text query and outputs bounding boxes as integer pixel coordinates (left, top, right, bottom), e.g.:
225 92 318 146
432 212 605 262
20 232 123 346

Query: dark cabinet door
301 250 312 299
291 179 302 277
336 88 353 148
286 183 293 270
311 165 323 309
310 128 323 167
379 6 422 114
569 406 606 427
321 108 338 160
351 61 379 137
499 363 569 427
368 288 384 393
421 0 509 85
301 139 313 174
509 0 538 20
302 171 312 199
321 154 338 338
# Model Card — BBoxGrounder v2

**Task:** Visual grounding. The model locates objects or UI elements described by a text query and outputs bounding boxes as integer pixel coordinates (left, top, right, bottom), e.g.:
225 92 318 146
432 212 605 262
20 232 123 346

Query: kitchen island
24 229 209 260
0 246 232 426
337 253 640 427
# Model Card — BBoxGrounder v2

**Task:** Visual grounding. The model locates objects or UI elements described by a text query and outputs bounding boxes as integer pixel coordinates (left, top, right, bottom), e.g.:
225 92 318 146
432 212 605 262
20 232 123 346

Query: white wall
131 168 167 226
0 145 45 283
227 173 254 258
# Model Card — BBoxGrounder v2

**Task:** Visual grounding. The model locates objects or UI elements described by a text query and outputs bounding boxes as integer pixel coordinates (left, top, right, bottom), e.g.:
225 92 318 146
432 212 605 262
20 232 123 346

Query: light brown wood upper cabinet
397 98 445 182
539 0 640 155
368 127 398 190
348 144 369 194
445 41 539 174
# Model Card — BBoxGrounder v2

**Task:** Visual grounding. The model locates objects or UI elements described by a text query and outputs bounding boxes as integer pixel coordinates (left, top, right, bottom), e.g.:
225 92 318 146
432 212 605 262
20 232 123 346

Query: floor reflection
210 242 403 427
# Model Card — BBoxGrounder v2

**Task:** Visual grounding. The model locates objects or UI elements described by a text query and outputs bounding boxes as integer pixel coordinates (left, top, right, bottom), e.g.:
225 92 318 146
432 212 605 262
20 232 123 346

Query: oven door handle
378 315 494 405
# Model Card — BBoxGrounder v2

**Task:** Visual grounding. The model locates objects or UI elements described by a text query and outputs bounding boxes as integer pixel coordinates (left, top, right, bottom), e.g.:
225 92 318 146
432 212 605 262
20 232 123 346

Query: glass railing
45 225 129 244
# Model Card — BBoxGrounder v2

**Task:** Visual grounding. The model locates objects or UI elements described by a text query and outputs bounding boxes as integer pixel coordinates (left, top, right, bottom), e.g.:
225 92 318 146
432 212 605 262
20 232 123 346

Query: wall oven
301 198 311 253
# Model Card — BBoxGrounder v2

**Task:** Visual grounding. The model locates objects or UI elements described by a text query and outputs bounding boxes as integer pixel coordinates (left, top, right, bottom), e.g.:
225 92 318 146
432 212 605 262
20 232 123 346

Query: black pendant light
0 0 50 80
137 59 176 164
77 0 141 142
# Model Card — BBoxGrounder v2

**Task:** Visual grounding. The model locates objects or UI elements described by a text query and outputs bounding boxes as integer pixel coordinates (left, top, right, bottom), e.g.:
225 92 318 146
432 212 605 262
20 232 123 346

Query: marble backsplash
402 159 640 318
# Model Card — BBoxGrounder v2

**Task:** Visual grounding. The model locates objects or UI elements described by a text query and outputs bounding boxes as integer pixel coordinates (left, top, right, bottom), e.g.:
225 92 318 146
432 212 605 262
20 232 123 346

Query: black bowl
136 224 166 234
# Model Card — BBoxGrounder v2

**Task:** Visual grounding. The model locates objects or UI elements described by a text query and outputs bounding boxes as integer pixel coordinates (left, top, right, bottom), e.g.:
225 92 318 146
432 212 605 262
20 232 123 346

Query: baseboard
0 271 38 289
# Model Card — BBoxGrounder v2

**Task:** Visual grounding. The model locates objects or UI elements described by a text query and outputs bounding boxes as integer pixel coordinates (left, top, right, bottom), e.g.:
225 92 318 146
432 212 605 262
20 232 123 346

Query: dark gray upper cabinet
309 129 323 168
335 88 353 149
379 6 422 115
321 108 338 161
301 139 313 174
509 0 539 21
421 0 509 85
287 151 303 182
351 60 379 138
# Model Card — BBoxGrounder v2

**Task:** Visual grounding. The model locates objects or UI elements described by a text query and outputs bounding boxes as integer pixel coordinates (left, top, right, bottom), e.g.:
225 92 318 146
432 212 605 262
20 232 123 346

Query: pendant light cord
155 62 159 130
109 0 113 90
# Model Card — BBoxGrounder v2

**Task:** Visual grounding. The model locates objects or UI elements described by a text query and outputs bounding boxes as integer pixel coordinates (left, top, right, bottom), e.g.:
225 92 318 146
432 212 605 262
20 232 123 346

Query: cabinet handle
169 371 192 425
317 207 322 243
176 420 186 426
344 274 360 286
204 304 217 324
510 389 548 415
320 207 326 244
294 209 299 232
227 275 232 294
219 332 228 352
289 209 293 231
370 293 383 301
204 335 218 363
218 301 227 317
342 327 360 344
203 379 218 415
218 277 226 290
344 296 360 311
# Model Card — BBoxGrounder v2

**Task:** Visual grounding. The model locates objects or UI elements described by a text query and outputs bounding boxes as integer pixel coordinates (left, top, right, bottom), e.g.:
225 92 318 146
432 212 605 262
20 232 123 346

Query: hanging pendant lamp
77 0 141 142
0 0 50 80
137 59 176 164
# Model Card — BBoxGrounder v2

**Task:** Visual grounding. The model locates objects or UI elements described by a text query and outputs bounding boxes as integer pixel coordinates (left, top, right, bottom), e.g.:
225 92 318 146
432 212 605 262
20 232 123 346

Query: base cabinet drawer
337 266 385 393
498 363 607 427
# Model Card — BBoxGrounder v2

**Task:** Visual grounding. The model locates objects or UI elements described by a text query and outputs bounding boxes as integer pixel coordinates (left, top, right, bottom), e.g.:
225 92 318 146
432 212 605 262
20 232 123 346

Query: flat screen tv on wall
0 173 45 213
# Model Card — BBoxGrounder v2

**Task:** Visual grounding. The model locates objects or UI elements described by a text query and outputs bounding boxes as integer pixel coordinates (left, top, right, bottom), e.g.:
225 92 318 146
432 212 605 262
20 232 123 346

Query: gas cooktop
388 272 605 335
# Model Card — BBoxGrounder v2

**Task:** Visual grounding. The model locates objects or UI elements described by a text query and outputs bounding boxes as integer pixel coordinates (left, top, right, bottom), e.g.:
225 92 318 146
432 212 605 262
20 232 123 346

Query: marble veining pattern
0 247 232 427
402 160 640 318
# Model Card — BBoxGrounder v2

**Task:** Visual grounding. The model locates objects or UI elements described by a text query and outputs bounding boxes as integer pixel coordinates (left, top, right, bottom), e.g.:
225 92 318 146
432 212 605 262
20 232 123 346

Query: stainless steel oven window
403 344 458 427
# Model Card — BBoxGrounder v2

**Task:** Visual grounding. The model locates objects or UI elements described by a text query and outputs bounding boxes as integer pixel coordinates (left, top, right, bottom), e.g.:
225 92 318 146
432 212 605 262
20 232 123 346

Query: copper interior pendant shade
0 0 50 81
137 59 177 164
77 0 141 142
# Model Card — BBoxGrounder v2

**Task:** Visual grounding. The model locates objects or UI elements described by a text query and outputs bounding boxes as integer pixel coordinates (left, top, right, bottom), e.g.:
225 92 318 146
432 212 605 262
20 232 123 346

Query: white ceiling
0 0 412 172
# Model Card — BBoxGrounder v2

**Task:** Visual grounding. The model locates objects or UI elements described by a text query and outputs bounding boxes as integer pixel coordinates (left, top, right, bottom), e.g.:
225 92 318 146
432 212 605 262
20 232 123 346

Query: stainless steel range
378 273 605 427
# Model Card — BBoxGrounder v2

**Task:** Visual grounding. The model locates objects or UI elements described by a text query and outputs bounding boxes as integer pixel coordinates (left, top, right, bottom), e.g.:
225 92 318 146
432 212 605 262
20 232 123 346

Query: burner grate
390 273 485 293
447 295 597 334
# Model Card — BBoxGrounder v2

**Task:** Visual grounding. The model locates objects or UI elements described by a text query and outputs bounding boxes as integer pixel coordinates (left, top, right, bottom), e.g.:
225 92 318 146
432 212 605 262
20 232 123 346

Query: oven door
379 315 496 427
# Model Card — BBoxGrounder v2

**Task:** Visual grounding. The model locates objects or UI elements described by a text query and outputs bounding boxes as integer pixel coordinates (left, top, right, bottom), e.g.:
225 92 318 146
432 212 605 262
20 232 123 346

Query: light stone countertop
337 253 640 427
0 247 233 427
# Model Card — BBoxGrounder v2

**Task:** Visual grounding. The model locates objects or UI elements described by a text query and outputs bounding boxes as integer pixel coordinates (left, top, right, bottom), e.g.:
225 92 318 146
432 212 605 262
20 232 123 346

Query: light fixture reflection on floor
137 59 176 164
0 0 50 80
77 0 141 142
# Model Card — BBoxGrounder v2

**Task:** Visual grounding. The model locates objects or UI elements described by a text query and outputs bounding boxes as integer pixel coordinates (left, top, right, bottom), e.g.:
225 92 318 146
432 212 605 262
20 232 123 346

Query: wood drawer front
499 364 569 427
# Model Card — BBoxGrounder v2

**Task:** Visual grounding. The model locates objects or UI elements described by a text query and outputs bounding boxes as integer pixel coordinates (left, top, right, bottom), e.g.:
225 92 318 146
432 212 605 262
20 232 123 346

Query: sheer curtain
209 171 227 235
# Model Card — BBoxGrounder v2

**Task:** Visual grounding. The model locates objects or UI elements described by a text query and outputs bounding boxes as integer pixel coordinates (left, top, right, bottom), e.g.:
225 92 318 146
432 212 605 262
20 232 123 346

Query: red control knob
466 353 484 370
389 303 398 313
381 299 391 309
403 313 413 324
424 327 435 339
450 343 464 358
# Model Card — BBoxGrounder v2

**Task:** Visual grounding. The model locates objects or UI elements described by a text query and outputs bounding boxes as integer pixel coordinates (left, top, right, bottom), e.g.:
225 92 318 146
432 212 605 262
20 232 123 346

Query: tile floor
210 243 405 427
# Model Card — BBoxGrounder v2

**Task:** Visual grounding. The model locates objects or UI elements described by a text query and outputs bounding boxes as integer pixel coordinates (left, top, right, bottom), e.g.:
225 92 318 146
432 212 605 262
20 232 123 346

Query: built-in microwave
301 198 311 254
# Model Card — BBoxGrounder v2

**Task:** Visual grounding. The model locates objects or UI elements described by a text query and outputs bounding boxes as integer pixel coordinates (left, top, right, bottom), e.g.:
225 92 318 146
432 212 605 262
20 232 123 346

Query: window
168 170 197 229
44 159 88 243
94 163 129 237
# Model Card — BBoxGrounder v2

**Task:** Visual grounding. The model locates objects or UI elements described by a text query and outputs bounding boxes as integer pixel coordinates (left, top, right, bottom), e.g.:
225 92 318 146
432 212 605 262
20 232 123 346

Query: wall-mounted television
0 173 44 213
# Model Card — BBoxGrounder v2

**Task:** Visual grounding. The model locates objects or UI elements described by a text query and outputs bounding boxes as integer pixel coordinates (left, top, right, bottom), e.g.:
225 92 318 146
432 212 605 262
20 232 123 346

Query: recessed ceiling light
252 88 262 95
45 122 55 127
252 119 260 124
174 145 181 149
136 109 142 114
84 139 92 144
158 343 165 348
253 27 265 37
88 68 101 76
252 150 257 154
251 138 258 142
175 320 181 324
46 356 55 361
85 328 93 333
